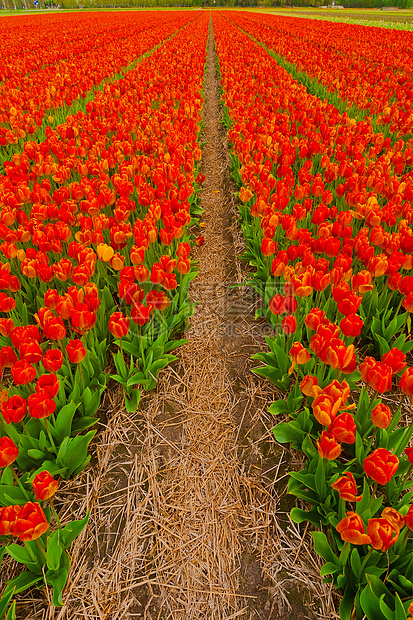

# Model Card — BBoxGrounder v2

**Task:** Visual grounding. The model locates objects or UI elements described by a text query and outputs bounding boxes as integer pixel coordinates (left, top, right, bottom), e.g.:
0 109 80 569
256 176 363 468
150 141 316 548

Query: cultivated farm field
0 8 412 620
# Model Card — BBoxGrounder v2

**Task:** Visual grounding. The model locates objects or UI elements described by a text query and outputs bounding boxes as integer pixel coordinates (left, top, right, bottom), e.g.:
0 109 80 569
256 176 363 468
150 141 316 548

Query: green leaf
339 586 355 620
71 417 97 433
350 548 362 579
272 421 305 444
289 471 316 492
54 401 77 442
60 512 89 549
125 388 141 414
320 561 340 576
394 593 408 620
46 530 63 571
164 338 187 353
0 585 16 619
312 532 339 565
5 544 42 573
27 449 46 461
360 581 388 620
290 507 313 524
268 400 289 416
2 571 42 598
4 600 16 620
81 387 102 417
0 468 13 486
379 596 396 620
46 550 70 607
57 431 96 478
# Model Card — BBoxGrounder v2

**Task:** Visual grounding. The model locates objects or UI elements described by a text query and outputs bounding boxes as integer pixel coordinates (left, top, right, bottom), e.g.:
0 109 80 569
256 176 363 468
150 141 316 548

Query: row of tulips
225 11 413 142
213 11 413 620
0 12 208 615
0 11 193 152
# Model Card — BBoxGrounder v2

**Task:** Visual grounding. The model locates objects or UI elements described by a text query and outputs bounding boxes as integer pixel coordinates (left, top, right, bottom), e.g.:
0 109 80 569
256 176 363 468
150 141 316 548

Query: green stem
43 419 57 453
339 540 349 563
364 427 378 455
10 465 31 501
23 541 38 564
359 547 374 579
34 538 48 563
21 421 37 449
400 463 413 492
49 498 62 530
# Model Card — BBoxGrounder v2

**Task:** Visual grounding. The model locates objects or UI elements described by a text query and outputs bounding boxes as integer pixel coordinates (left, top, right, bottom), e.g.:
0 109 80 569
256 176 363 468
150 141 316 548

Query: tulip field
0 7 413 620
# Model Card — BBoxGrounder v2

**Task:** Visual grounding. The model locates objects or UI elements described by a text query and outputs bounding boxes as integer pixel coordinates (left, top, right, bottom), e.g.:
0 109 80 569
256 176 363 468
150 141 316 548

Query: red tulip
11 359 36 385
32 471 59 501
363 448 399 485
0 436 19 467
316 431 341 461
13 501 49 541
66 340 87 364
336 511 371 545
28 390 56 419
331 472 362 502
1 395 27 424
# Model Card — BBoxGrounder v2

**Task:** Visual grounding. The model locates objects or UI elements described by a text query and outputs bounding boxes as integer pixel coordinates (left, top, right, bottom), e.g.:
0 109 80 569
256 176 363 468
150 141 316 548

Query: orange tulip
336 511 371 545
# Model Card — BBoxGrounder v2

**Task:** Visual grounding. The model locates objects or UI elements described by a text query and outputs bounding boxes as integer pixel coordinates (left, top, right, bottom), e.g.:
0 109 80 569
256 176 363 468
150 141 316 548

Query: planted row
0 12 209 614
0 11 195 151
214 12 413 620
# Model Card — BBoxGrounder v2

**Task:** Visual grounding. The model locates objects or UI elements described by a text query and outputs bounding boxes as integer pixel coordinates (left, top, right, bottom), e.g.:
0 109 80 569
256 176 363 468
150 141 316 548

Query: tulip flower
336 511 371 545
0 505 22 536
404 505 413 531
312 394 340 426
371 403 392 429
367 518 399 552
288 342 310 374
281 315 297 335
316 431 341 461
360 357 393 393
331 472 362 502
109 312 130 339
66 340 87 364
42 349 63 372
11 359 37 386
299 375 320 398
381 507 404 531
0 437 19 468
1 395 27 424
13 501 49 542
0 346 18 370
19 340 44 364
328 412 356 444
146 290 170 311
363 448 399 485
351 271 374 293
131 303 153 327
269 294 285 315
404 447 413 465
32 471 59 501
70 304 96 333
381 348 407 374
43 316 67 341
340 314 364 338
36 374 60 399
261 237 276 257
28 391 56 419
400 367 413 398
